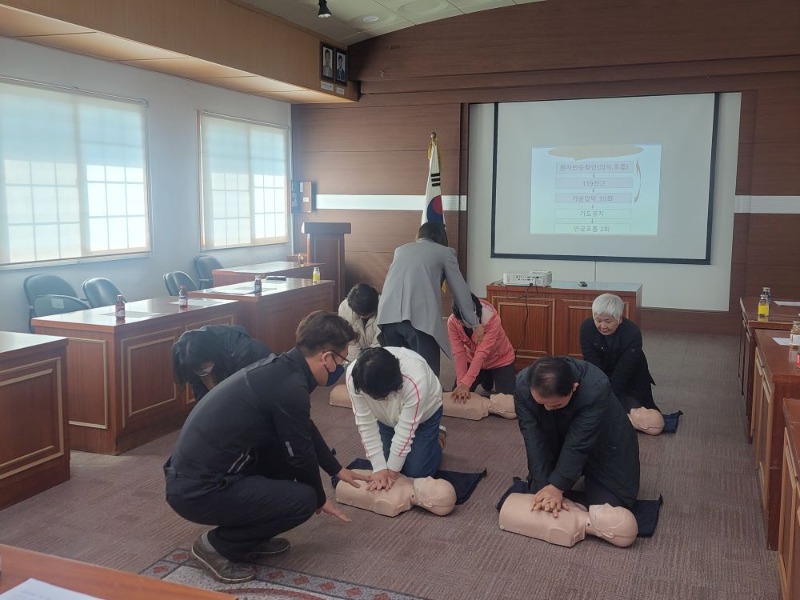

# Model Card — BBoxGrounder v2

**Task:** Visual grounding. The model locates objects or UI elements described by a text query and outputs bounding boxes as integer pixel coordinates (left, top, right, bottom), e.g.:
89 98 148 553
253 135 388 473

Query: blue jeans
378 405 443 477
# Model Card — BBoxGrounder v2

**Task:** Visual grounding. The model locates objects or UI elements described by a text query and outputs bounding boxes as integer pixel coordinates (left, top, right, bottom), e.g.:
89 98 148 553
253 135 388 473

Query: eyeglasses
327 350 350 368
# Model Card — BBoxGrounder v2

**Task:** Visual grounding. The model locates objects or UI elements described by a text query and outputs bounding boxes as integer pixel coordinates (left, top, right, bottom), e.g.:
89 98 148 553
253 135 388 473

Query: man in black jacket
165 311 368 584
514 356 640 517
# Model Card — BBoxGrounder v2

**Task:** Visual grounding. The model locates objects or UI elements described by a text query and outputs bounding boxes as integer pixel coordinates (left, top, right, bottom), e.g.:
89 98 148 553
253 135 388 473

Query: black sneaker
248 537 291 557
191 532 255 584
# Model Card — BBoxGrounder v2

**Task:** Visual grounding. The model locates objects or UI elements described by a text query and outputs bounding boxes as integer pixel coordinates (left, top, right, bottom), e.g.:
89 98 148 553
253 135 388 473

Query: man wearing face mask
164 311 369 585
346 347 445 492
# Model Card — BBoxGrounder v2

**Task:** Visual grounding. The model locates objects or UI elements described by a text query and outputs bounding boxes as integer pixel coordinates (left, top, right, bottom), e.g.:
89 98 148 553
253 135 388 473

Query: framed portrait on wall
320 43 335 81
335 49 347 85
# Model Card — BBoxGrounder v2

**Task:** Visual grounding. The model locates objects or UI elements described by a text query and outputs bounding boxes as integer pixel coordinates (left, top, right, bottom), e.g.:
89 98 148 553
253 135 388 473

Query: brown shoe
248 537 290 557
191 532 255 584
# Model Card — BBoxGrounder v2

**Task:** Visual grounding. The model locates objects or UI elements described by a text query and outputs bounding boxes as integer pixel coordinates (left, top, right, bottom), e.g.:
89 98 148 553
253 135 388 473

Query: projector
502 271 553 286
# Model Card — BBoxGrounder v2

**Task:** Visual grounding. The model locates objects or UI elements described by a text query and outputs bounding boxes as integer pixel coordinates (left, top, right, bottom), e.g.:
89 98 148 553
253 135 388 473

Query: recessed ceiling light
362 15 380 23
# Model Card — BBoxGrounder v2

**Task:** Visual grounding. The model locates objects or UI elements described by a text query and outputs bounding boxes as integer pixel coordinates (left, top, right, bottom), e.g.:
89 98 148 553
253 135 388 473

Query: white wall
0 37 293 333
466 94 742 310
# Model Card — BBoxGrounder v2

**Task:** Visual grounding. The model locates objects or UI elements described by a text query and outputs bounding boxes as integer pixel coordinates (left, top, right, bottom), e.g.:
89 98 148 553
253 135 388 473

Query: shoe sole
249 543 291 557
191 546 255 584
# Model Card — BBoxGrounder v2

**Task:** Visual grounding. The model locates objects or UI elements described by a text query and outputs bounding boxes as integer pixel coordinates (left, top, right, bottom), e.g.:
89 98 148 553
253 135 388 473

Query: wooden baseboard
640 307 739 335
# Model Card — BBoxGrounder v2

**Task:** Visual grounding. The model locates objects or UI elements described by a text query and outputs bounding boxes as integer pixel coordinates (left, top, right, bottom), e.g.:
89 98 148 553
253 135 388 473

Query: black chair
82 277 125 308
194 255 223 289
23 274 79 331
164 271 198 296
32 294 91 318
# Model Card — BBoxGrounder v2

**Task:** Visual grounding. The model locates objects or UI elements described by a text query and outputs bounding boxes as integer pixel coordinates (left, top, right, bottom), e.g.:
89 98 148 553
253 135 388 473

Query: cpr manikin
329 384 351 408
330 388 516 421
441 391 516 420
628 406 664 435
335 469 456 517
499 494 638 548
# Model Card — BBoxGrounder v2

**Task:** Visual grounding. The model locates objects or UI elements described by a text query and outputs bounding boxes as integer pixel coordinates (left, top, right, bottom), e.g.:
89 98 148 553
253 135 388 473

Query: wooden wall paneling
294 149 461 195
736 90 758 195
291 104 462 153
753 87 800 143
750 142 800 196
351 0 800 81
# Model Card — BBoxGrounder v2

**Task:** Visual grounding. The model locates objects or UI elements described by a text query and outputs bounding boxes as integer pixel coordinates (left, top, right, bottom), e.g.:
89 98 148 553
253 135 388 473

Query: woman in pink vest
447 294 516 401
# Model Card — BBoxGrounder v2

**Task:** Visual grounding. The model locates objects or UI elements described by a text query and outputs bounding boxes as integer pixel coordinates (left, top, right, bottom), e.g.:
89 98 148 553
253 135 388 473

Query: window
0 79 150 266
199 112 289 250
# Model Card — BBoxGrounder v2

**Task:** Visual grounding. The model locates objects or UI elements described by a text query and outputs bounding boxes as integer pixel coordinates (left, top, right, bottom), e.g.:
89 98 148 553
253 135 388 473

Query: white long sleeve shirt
345 347 442 473
337 298 381 363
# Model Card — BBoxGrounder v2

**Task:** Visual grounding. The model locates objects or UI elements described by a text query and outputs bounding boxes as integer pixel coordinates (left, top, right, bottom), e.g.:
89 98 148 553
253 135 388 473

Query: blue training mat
496 477 664 537
332 458 487 505
662 410 683 434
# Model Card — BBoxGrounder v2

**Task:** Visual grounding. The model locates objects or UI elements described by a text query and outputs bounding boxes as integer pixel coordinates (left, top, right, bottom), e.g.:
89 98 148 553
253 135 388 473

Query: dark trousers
379 321 441 377
562 473 630 509
460 363 516 395
165 461 316 561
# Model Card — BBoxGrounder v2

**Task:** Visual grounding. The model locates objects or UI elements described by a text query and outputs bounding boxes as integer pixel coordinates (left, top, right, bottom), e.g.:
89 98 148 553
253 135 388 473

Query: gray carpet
0 331 778 599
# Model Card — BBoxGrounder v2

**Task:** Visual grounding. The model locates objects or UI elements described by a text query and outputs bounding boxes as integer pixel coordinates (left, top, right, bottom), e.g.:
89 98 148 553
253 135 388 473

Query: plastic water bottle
115 294 125 321
254 275 262 295
312 266 320 284
178 285 189 310
790 320 800 351
757 294 770 321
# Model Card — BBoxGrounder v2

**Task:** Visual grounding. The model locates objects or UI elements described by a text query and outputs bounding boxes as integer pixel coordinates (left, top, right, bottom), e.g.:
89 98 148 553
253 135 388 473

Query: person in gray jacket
376 222 482 376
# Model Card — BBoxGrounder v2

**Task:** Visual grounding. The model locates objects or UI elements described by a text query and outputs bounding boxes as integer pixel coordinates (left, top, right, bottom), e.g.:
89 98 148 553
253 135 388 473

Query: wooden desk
212 260 322 287
190 278 335 353
779 398 800 600
0 332 69 510
740 297 799 436
486 281 642 370
32 298 239 455
751 330 800 549
0 544 231 599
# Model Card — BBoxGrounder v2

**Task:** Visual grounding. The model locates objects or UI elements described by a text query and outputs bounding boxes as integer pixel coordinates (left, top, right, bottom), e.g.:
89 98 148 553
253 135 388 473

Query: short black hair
296 310 356 356
350 347 403 398
416 222 448 247
172 327 232 386
346 283 379 317
527 356 576 397
452 293 482 323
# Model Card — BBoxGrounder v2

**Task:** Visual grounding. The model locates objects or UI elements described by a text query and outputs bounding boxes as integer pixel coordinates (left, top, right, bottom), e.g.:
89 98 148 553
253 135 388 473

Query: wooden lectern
302 221 351 302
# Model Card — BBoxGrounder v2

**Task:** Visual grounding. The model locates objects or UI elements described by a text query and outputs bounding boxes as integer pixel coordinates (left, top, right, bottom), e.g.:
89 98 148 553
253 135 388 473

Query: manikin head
488 393 516 418
411 477 457 516
586 504 638 547
592 293 624 336
628 407 665 435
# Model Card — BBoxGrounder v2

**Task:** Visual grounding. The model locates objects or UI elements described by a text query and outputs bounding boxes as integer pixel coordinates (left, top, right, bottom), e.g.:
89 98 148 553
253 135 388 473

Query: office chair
23 274 80 331
163 271 198 296
82 277 125 308
32 294 91 318
194 255 223 289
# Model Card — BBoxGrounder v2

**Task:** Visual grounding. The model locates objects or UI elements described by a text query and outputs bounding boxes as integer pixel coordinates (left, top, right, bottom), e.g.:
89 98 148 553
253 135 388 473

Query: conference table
31 297 239 455
0 544 231 599
211 260 322 287
739 296 800 436
0 332 69 509
189 278 335 353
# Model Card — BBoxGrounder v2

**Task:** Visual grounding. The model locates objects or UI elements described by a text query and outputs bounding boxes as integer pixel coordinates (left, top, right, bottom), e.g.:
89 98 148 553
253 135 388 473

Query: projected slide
530 144 661 236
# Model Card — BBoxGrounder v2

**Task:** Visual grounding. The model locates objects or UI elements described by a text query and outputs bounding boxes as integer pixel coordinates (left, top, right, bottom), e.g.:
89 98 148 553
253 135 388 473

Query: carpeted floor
0 331 778 599
143 548 423 599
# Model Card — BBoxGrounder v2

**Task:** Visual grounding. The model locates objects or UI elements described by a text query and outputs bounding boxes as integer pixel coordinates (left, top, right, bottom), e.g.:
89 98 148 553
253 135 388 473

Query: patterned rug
142 548 424 600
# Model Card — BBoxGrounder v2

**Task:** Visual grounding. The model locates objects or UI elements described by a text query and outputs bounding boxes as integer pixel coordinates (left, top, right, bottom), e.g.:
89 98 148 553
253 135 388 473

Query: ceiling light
318 0 331 18
362 15 380 23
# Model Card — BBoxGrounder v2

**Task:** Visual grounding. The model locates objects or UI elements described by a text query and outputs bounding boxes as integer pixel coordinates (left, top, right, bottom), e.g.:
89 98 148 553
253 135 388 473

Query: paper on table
774 301 800 307
0 578 104 600
772 337 792 346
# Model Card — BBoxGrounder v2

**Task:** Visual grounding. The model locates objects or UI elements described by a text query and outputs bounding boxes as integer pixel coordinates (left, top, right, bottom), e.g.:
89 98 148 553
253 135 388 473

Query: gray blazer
377 238 478 358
